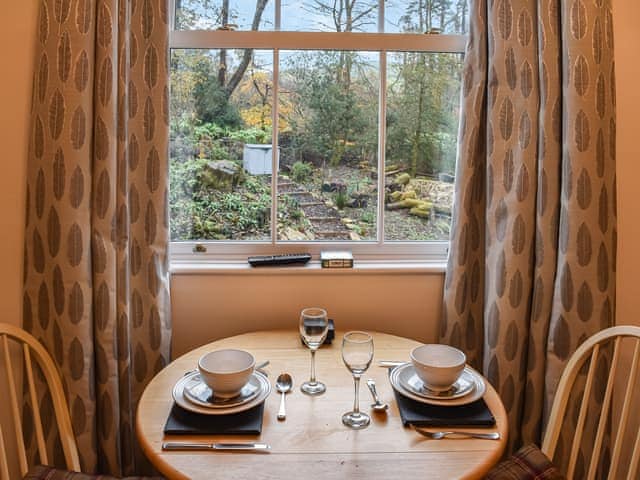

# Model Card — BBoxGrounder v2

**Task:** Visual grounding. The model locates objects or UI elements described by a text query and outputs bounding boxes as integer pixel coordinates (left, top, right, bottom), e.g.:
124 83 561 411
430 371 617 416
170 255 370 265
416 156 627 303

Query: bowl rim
198 348 256 375
410 344 466 369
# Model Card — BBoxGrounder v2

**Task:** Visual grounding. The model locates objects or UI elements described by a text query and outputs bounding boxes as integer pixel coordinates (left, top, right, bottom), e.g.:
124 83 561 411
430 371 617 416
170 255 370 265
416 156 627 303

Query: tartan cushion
485 444 566 480
23 465 164 480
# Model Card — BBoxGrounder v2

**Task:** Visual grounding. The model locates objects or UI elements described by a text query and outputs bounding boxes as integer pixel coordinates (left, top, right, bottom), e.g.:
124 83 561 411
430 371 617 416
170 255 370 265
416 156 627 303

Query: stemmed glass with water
341 331 374 429
299 307 329 395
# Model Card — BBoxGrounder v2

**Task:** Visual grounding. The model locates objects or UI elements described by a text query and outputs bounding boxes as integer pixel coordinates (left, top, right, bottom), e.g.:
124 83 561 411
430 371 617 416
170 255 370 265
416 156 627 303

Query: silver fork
411 425 500 440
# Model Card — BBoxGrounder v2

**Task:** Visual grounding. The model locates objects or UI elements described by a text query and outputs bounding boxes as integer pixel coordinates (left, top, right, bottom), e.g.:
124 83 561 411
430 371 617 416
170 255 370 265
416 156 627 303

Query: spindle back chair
0 322 79 479
541 325 640 480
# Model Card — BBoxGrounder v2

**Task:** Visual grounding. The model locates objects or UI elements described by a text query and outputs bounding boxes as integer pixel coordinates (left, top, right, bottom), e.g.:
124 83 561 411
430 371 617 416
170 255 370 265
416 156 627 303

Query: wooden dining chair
0 322 80 479
541 325 640 480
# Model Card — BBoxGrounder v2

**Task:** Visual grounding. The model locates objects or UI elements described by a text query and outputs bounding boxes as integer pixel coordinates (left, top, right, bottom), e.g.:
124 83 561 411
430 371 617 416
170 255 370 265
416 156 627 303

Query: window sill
170 260 447 275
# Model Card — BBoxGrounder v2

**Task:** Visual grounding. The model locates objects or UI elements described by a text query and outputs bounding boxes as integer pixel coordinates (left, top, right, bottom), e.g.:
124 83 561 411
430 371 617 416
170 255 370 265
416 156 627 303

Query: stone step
299 201 324 207
314 230 350 236
307 216 337 222
278 190 314 196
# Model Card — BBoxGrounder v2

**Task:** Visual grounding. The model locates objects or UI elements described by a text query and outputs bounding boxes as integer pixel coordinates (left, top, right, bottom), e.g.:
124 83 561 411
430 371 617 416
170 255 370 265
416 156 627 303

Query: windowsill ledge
170 260 447 275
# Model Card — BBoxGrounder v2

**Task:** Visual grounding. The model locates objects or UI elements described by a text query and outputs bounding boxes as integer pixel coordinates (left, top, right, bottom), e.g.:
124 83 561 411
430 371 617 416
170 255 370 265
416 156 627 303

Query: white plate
183 372 261 408
404 367 475 400
390 363 486 406
173 370 271 415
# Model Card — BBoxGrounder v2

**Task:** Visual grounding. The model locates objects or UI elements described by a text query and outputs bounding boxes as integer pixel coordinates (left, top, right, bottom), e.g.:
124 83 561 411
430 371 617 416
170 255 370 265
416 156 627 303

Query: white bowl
197 349 255 398
410 344 466 392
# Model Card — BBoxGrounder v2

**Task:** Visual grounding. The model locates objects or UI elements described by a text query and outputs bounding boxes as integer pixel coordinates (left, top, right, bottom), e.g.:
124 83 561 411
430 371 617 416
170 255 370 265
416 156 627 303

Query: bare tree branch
224 0 269 97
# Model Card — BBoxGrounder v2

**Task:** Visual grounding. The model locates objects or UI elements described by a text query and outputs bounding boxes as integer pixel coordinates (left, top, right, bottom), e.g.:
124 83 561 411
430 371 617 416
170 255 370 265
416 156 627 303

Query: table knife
162 442 271 452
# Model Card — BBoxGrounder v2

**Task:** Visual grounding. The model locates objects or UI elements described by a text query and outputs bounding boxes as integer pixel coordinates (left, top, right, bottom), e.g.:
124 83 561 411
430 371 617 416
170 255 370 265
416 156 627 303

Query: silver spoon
276 373 293 421
366 379 389 411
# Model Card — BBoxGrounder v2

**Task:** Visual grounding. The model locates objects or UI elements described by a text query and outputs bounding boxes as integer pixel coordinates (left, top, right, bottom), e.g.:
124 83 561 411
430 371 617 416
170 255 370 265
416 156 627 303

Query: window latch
193 243 208 253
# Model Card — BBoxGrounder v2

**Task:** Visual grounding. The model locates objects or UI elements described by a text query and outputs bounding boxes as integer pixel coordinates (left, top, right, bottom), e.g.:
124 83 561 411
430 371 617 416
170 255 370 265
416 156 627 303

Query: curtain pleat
441 0 616 463
23 0 171 475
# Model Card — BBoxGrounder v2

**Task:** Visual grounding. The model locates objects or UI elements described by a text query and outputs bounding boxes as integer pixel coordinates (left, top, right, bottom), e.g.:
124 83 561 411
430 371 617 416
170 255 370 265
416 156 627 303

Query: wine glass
341 331 374 429
299 307 329 395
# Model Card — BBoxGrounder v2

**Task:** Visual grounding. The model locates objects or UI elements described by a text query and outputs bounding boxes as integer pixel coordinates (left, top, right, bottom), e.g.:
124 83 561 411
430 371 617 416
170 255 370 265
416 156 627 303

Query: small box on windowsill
320 251 354 268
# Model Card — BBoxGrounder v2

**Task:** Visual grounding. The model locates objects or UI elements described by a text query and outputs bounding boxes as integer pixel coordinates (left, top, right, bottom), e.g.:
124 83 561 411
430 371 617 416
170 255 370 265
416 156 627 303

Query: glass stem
309 349 317 384
353 374 361 414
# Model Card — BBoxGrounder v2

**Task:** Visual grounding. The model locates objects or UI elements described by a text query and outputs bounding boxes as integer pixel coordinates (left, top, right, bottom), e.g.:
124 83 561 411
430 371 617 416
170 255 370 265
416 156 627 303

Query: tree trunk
224 0 269 98
411 70 425 177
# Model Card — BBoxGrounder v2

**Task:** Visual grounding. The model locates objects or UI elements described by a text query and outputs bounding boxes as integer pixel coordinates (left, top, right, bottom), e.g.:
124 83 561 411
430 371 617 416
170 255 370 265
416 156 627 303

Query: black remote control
248 253 312 267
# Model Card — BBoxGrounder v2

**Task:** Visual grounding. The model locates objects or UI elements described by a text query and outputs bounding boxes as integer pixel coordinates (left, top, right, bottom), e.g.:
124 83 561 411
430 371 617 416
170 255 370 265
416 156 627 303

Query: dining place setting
380 343 499 440
156 307 503 462
136 310 507 478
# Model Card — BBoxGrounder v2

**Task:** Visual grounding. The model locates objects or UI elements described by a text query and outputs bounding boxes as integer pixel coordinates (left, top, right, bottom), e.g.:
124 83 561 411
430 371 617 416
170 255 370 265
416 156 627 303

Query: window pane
170 48 274 241
384 0 469 34
384 51 463 241
277 50 379 241
175 0 274 31
281 0 378 32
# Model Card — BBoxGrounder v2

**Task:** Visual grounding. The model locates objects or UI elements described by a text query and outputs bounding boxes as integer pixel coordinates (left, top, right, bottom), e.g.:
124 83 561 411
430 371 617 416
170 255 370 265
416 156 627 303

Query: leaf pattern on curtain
23 0 171 475
440 0 616 463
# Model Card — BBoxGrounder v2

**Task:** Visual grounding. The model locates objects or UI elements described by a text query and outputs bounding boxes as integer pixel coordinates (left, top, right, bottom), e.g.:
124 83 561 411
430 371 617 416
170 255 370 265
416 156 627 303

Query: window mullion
272 49 279 245
272 0 280 246
377 51 387 246
169 0 176 30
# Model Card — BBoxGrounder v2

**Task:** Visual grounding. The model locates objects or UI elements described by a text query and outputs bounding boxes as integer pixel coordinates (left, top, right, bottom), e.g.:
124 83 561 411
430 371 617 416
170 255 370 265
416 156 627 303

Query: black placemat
163 402 265 435
392 388 496 427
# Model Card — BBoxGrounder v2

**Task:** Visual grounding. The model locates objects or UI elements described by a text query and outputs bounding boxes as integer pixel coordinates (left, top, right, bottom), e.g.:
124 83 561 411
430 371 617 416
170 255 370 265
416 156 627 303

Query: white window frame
168 0 466 263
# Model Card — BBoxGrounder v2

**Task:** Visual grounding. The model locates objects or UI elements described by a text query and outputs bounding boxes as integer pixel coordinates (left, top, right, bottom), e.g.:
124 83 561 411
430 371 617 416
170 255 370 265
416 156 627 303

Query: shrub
360 211 375 224
290 161 314 183
334 190 348 210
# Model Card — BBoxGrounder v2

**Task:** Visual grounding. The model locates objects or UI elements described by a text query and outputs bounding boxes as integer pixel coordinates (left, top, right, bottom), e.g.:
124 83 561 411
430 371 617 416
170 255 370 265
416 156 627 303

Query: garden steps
277 178 354 240
278 190 314 197
314 230 352 238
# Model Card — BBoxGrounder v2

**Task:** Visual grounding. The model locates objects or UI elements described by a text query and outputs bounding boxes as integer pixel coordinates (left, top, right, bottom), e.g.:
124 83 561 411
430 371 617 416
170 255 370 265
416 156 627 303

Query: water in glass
299 308 329 395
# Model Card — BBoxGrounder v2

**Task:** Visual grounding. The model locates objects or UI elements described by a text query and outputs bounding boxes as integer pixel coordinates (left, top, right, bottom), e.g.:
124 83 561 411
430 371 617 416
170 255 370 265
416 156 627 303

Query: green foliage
228 126 271 145
334 190 348 210
360 210 375 224
193 76 242 128
282 51 377 167
168 0 466 241
290 161 314 183
386 51 462 175
169 156 272 240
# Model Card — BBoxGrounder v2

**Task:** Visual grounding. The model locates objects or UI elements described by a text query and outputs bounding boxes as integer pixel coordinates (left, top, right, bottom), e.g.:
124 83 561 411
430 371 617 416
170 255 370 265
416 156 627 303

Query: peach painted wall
170 271 444 356
0 3 37 479
612 0 640 469
614 0 640 327
0 2 35 326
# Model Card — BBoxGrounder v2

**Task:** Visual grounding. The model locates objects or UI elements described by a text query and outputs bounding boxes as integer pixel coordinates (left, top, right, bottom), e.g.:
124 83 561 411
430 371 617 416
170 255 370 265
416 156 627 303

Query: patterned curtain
441 0 616 454
22 0 171 475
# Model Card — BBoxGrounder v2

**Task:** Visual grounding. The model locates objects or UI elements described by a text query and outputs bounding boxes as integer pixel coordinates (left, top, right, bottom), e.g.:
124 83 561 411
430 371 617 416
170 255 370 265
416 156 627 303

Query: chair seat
23 465 164 480
484 444 565 480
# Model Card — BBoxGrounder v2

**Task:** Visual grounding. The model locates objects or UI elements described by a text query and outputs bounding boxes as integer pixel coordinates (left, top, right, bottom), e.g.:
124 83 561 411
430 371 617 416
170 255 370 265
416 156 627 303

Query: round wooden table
136 330 507 479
